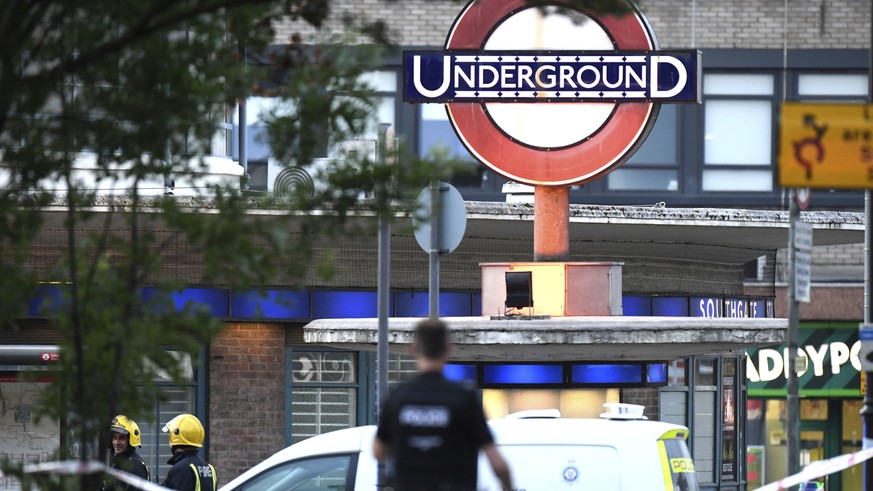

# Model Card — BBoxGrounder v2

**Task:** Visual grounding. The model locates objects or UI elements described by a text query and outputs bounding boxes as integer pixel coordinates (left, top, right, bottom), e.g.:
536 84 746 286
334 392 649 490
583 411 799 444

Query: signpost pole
376 123 391 417
787 190 801 486
864 8 873 487
375 123 391 488
428 180 440 320
864 186 873 491
533 187 569 262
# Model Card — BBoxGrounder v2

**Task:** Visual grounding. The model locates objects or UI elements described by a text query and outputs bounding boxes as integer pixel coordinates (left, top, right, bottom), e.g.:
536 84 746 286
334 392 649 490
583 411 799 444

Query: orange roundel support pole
534 186 569 262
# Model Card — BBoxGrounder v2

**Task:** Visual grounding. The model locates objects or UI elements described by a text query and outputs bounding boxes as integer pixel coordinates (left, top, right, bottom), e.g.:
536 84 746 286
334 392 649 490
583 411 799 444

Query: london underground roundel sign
403 0 701 187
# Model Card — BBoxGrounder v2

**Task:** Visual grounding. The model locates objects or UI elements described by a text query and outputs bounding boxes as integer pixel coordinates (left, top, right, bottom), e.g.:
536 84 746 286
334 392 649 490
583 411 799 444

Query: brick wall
772 284 864 320
773 243 864 284
209 322 286 484
273 0 871 50
621 387 660 421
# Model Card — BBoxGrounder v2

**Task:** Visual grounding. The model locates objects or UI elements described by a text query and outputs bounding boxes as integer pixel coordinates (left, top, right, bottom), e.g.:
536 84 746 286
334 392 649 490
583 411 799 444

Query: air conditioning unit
266 139 378 197
266 157 337 197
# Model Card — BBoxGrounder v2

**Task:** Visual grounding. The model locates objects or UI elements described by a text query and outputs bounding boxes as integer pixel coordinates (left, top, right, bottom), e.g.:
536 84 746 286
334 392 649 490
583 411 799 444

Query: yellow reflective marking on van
658 430 692 490
670 457 695 473
658 439 673 490
659 429 687 441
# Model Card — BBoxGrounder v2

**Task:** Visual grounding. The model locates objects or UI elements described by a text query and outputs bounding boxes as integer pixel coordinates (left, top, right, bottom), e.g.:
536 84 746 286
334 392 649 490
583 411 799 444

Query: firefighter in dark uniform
161 413 217 491
105 415 150 490
373 319 514 491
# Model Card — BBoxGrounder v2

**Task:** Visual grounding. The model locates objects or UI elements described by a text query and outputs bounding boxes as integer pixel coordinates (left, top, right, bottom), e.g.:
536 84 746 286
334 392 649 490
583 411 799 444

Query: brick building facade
274 0 872 50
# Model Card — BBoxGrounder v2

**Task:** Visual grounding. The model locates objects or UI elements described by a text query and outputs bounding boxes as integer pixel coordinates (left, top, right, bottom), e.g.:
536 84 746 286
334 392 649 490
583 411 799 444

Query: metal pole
376 123 391 418
239 98 248 190
864 189 873 489
375 123 391 489
863 8 873 487
428 180 441 320
238 43 249 190
787 190 800 486
533 186 570 262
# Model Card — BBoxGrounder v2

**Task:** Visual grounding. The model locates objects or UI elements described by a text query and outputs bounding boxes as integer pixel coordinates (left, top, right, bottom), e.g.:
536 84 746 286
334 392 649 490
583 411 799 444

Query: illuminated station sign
405 51 700 103
402 0 701 187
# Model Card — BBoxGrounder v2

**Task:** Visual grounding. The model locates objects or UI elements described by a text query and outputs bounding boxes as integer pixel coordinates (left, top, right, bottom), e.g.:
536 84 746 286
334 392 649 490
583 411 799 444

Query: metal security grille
387 354 417 384
140 385 196 484
291 351 357 444
290 387 356 444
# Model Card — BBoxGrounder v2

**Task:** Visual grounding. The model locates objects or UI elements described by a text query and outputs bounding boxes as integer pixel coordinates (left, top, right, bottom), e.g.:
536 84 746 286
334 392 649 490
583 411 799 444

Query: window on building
417 103 491 190
702 74 775 192
387 353 418 385
608 104 679 191
290 350 358 444
144 385 198 483
239 69 397 194
797 74 868 99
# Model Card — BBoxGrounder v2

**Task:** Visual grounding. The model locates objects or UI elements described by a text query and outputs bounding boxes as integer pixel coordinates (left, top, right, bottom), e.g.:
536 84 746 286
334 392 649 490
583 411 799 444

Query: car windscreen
235 453 356 491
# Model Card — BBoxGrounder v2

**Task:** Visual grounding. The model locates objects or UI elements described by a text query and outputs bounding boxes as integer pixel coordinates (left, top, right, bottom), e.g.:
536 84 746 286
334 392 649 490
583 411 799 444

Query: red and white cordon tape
751 445 873 491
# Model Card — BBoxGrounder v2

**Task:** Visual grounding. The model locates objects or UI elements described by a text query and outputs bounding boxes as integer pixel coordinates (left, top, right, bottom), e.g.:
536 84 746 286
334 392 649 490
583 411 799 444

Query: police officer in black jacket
373 319 514 491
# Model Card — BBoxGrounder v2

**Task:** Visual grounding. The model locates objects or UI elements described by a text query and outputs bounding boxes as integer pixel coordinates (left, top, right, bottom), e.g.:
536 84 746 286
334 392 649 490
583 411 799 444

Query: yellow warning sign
779 103 873 189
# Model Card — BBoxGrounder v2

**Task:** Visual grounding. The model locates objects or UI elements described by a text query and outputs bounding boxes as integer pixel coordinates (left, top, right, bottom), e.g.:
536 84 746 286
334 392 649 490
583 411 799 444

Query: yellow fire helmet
110 415 142 448
162 413 205 448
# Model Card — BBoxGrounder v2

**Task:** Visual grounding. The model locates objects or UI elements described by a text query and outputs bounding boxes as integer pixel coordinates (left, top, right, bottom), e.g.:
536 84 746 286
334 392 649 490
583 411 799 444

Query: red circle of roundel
444 0 657 187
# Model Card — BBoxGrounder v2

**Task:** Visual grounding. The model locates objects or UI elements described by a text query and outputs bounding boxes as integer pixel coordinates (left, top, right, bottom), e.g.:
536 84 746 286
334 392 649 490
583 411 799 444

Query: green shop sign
747 323 861 398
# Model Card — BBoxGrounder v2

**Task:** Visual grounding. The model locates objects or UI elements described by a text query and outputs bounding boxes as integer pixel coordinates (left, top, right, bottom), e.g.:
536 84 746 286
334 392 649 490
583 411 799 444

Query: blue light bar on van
444 364 477 384
572 364 642 384
230 290 309 319
483 364 563 385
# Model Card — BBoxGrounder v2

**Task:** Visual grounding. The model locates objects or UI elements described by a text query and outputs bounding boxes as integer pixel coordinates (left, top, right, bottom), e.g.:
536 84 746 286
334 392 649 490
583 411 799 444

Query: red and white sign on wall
404 0 701 187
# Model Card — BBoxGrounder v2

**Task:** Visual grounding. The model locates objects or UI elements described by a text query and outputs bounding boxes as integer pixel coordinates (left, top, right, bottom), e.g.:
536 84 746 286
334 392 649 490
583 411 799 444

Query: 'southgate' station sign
403 0 701 187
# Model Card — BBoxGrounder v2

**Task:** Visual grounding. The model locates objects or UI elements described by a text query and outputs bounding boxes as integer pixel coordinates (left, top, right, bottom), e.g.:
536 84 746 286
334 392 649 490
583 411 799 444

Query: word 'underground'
404 51 700 103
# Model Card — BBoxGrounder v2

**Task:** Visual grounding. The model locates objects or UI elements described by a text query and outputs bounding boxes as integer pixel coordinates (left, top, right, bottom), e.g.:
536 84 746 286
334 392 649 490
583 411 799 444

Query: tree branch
36 0 277 83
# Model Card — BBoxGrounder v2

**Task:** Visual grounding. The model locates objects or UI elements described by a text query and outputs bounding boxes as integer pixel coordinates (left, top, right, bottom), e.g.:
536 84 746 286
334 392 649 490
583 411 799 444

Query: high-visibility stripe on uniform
189 463 217 491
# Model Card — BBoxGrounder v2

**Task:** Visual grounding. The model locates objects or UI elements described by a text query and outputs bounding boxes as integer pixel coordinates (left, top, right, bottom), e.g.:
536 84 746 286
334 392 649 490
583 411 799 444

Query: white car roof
220 426 376 491
489 417 688 445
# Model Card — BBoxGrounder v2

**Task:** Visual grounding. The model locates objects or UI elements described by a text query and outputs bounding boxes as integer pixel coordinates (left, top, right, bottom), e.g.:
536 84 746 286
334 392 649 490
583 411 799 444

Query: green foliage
0 0 438 488
0 0 636 487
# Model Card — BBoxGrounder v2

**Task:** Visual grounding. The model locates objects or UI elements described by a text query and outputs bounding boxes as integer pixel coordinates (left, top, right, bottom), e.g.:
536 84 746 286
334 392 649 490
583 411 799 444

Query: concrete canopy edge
303 316 787 362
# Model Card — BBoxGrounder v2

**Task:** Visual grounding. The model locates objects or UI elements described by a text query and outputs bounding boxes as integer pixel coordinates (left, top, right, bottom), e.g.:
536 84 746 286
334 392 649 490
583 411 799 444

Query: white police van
220 403 699 491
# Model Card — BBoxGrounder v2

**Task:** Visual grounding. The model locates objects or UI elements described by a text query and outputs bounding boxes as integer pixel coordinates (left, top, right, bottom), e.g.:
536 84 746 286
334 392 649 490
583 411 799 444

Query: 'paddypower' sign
403 0 701 187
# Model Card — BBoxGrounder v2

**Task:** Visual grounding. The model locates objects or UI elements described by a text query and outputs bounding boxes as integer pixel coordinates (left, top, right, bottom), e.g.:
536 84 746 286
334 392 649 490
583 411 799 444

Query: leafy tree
0 1 459 489
0 0 631 488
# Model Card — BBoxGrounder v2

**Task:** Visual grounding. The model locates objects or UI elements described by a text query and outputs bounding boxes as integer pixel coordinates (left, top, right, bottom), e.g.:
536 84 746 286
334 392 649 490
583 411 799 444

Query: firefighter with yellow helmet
161 413 217 491
105 415 150 490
